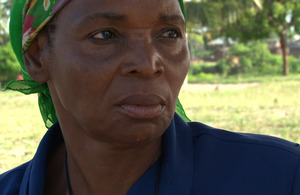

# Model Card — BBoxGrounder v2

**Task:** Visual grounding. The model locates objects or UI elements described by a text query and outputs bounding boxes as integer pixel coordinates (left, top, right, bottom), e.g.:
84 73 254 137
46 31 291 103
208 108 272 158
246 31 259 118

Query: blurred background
1 0 300 173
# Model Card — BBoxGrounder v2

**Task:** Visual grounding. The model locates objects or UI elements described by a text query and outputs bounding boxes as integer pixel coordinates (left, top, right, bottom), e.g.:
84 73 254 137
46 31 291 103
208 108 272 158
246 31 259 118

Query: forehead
55 0 184 27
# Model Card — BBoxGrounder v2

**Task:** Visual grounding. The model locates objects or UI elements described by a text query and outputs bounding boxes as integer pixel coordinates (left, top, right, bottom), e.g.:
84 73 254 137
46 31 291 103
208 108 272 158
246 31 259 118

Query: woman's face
42 0 190 146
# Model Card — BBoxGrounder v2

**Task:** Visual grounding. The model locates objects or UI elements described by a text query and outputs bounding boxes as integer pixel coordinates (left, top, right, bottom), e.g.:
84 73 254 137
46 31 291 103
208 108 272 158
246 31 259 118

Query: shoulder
174 117 300 194
172 114 300 193
173 113 300 156
0 162 30 194
187 120 300 157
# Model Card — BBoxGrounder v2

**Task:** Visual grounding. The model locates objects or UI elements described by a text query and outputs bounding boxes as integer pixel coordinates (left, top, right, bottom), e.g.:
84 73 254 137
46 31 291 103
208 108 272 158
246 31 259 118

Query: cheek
158 39 190 68
51 40 123 88
160 41 190 91
47 46 123 119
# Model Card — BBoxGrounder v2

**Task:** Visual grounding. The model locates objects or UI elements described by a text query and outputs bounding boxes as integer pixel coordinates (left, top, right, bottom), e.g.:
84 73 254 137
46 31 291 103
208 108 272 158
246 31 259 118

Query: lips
117 94 165 119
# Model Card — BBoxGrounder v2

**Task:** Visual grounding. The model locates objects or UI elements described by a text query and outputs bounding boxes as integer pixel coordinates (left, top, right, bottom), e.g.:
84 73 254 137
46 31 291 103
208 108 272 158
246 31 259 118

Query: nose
120 40 164 78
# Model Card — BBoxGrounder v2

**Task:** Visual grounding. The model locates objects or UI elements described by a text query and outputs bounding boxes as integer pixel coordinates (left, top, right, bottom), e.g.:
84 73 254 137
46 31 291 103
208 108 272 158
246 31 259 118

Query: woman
1 0 300 194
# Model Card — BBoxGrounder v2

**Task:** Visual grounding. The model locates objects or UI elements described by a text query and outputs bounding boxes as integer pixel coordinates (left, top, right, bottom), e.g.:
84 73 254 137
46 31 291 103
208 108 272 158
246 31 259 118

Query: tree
224 0 300 75
185 0 261 40
0 42 20 85
185 0 300 76
0 0 14 44
256 0 300 75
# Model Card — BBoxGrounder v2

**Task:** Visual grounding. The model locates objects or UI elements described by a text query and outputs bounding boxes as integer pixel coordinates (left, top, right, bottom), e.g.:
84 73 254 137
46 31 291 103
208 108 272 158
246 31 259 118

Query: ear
24 30 50 83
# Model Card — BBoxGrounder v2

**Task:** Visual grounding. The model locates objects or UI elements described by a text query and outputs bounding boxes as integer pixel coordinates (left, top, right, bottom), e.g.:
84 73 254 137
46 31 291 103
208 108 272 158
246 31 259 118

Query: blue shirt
1 113 300 194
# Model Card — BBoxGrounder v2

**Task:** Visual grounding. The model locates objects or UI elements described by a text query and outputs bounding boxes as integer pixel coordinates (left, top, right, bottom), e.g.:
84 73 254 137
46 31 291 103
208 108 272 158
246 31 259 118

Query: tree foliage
189 41 300 78
185 0 260 39
225 0 300 75
0 0 14 44
185 0 300 76
0 42 20 85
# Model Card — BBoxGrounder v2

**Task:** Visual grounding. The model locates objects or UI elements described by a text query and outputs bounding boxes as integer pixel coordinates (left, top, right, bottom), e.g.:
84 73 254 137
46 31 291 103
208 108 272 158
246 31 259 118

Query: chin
87 118 168 148
76 108 172 147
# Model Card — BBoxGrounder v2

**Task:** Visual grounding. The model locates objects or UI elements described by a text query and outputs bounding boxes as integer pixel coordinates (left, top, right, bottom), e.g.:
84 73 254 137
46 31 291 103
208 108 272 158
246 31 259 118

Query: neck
65 132 162 195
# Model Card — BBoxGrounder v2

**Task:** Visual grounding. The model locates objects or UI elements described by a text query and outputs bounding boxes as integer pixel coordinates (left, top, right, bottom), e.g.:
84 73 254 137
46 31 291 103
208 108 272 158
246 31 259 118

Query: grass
188 73 300 84
179 79 300 142
1 77 300 174
0 91 46 174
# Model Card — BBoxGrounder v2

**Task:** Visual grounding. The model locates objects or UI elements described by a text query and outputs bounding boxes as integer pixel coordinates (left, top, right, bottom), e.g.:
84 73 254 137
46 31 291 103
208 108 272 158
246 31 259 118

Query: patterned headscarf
5 0 190 128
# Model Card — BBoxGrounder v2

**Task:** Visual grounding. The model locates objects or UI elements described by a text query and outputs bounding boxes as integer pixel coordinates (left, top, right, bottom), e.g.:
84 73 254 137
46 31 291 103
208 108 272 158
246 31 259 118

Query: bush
188 41 298 81
188 33 206 60
189 62 217 75
239 56 253 72
229 43 251 56
289 56 300 73
189 63 202 75
257 54 282 74
201 64 217 74
0 43 20 86
219 41 283 76
246 42 272 68
188 72 216 83
215 59 231 75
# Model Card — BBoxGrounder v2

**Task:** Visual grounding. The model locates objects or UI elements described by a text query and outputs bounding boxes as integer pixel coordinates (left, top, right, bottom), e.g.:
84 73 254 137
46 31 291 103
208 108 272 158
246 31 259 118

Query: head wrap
5 0 190 128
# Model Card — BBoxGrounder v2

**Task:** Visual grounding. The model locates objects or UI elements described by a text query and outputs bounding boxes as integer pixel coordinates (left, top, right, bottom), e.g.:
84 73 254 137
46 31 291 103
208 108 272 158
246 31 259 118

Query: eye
161 29 180 39
90 30 116 41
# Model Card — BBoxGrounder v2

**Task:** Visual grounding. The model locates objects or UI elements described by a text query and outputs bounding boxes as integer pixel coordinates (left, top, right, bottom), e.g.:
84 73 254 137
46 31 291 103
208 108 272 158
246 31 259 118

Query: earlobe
24 31 50 83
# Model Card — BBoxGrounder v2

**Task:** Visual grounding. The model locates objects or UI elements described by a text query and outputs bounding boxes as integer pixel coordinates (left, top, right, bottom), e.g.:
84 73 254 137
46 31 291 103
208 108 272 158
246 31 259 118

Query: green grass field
180 80 300 141
0 91 46 173
1 78 300 174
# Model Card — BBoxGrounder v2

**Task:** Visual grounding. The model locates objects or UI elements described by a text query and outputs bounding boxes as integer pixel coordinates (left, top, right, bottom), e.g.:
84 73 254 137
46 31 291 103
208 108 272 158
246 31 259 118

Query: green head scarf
5 0 190 128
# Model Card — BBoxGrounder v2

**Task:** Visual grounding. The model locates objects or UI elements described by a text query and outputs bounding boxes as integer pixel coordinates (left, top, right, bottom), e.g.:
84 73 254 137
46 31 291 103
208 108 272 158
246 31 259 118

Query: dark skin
24 0 190 194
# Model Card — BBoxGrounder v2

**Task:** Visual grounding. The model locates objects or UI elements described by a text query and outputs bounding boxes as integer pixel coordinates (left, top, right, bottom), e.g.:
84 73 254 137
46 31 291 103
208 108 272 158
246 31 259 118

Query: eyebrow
159 14 185 24
77 12 127 26
75 12 185 28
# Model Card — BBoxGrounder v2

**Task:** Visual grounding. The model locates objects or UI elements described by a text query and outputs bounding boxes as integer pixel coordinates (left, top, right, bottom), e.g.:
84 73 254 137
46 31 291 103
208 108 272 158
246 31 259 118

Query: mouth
117 94 166 119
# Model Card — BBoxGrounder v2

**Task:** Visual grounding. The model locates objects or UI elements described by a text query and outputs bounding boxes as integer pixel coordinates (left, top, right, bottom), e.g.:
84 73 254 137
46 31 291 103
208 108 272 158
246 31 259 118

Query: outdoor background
1 0 300 174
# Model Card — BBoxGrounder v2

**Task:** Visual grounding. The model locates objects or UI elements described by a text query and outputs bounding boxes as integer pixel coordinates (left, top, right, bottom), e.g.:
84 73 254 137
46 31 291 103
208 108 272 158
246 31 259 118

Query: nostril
129 70 138 74
154 68 163 76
